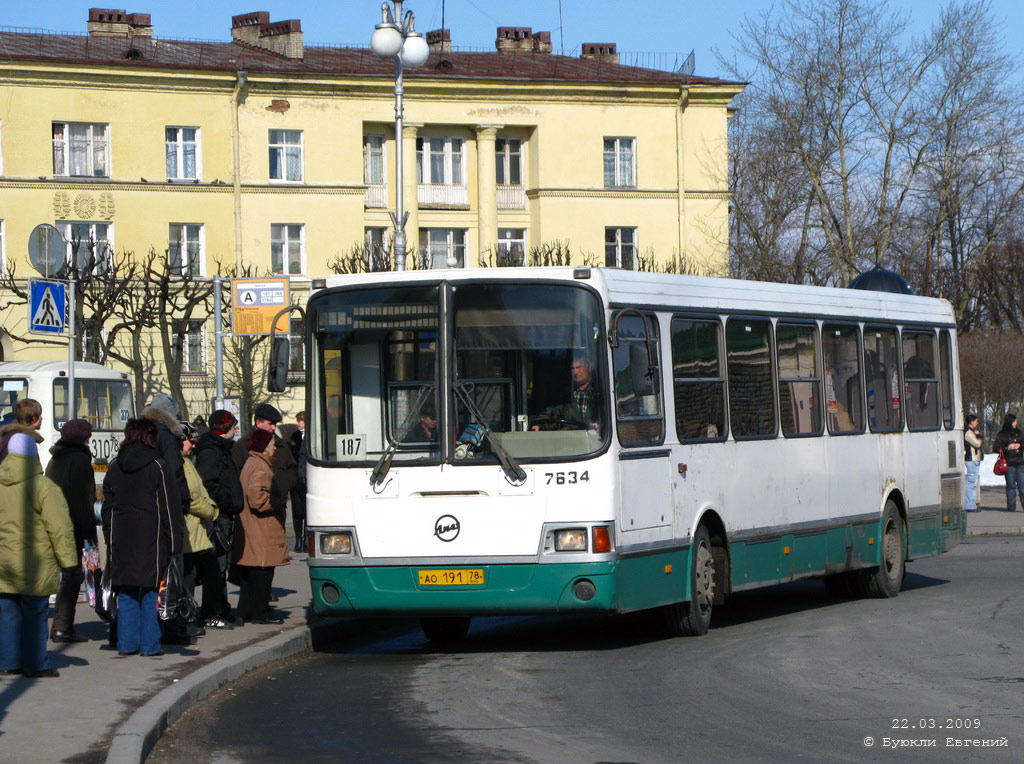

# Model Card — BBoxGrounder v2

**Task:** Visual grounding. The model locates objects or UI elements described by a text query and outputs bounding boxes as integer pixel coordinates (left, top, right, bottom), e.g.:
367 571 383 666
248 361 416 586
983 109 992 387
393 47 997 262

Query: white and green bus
275 268 963 640
0 360 136 477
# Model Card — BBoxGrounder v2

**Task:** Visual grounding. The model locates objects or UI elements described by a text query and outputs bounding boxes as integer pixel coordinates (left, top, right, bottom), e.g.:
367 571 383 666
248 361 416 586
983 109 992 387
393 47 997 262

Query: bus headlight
554 528 588 552
320 532 353 555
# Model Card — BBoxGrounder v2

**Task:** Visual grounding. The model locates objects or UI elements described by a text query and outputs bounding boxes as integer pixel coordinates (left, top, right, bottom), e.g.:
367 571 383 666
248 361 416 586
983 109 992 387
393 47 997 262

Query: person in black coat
138 394 191 522
194 409 244 622
993 413 1024 511
101 418 182 656
287 411 307 552
44 418 96 642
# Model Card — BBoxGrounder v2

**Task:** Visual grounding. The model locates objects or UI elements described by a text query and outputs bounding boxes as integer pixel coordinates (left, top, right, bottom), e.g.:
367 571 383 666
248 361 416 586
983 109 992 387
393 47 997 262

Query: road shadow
329 571 954 656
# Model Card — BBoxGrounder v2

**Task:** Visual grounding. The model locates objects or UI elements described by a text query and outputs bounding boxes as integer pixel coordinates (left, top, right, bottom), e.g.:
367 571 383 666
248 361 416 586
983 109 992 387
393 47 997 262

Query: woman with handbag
101 418 182 657
236 429 290 624
992 413 1024 512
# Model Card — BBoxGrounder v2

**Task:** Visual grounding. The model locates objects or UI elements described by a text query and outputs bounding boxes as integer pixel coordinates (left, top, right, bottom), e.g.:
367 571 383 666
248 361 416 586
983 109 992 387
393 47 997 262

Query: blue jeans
965 460 980 510
0 594 52 673
1004 464 1024 511
116 587 161 655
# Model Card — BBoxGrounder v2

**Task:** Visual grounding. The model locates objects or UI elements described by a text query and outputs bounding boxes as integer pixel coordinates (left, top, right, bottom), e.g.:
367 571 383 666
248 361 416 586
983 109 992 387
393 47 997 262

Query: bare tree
327 241 392 275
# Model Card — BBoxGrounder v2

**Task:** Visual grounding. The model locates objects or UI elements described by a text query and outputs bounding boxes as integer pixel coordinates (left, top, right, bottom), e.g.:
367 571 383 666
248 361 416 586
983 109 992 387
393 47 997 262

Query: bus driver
532 352 601 434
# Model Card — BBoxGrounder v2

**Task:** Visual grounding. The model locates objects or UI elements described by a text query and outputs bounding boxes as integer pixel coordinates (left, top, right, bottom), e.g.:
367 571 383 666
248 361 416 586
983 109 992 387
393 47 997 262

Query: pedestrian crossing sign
28 278 67 335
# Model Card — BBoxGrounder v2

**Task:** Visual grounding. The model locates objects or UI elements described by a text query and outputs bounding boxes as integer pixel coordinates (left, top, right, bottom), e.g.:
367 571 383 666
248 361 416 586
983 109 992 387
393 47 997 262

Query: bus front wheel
663 525 715 637
859 501 905 598
420 616 471 644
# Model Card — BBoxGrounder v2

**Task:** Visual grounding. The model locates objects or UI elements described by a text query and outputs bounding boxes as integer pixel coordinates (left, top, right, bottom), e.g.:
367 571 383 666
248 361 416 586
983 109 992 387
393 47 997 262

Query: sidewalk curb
103 618 394 764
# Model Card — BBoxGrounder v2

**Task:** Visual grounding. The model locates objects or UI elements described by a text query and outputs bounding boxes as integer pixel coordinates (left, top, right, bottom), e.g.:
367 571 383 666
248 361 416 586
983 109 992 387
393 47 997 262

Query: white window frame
603 136 636 188
495 138 523 186
363 134 386 185
52 122 110 178
0 219 5 272
497 228 527 265
268 129 304 183
420 228 467 269
79 326 108 363
56 221 113 273
271 223 306 276
166 126 201 181
417 137 465 186
605 226 637 269
172 318 206 374
168 223 205 277
364 226 391 270
289 317 305 373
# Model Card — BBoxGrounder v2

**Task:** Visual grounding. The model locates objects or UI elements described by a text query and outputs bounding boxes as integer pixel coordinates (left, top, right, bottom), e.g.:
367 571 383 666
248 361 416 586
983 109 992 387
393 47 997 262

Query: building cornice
0 178 365 195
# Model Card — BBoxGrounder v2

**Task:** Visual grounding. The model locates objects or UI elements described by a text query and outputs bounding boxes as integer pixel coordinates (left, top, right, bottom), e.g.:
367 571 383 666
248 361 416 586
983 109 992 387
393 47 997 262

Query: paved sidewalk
1 498 1020 764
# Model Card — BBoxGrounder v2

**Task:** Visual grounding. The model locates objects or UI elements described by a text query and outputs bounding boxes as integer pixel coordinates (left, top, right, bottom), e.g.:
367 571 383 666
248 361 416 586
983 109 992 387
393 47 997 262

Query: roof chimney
426 29 451 53
580 43 618 65
87 8 153 37
531 31 552 54
231 11 304 59
496 27 533 52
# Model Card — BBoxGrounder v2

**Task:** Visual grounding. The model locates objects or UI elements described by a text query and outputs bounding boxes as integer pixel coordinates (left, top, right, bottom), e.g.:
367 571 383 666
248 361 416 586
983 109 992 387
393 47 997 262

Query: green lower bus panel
310 561 622 617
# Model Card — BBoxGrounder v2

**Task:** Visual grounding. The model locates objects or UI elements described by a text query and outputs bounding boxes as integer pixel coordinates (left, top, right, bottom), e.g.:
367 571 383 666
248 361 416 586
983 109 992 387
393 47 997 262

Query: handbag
81 543 101 607
158 555 197 622
94 558 117 623
994 448 1009 476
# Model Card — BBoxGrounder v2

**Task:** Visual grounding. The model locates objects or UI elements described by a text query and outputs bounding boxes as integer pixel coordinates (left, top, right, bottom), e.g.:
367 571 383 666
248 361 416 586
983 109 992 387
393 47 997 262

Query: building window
496 139 522 185
56 221 112 272
166 127 200 180
172 319 205 374
364 134 387 208
289 318 305 372
605 227 636 269
603 137 635 187
268 129 303 182
365 226 391 270
497 228 526 265
417 137 464 185
271 223 304 275
52 122 109 177
419 228 466 269
168 224 203 277
0 220 5 272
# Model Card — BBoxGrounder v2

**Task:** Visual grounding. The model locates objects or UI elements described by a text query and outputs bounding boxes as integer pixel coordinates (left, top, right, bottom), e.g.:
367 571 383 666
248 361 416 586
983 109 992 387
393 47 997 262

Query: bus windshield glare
309 281 607 465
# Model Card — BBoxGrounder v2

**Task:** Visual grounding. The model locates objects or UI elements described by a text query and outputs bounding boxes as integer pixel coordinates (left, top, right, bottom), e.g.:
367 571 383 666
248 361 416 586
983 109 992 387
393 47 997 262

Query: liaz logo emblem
434 514 460 542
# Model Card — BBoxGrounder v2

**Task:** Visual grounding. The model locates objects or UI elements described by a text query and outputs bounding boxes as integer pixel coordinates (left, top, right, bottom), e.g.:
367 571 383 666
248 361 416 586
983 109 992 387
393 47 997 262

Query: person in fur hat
138 394 191 518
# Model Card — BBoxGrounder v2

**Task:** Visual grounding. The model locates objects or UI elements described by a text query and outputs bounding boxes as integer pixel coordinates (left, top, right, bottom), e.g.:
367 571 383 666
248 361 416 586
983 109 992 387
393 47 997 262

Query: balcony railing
364 183 388 209
497 184 526 210
418 183 469 207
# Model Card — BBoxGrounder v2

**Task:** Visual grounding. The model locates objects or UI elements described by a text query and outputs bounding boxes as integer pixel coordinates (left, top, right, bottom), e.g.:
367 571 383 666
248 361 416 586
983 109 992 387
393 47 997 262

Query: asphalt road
148 536 1022 764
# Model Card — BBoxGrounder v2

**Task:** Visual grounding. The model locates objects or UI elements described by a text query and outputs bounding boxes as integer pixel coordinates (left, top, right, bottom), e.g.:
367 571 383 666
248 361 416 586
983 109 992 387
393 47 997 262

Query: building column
401 123 421 266
475 125 501 264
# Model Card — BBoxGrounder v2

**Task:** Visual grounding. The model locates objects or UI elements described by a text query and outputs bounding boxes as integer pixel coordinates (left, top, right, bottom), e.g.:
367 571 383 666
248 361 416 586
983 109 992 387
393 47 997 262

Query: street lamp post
370 0 430 272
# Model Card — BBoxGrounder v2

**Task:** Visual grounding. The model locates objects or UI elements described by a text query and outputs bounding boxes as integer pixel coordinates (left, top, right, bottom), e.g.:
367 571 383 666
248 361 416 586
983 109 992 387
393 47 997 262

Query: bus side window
903 329 939 431
822 323 863 434
725 317 776 439
938 329 954 429
613 314 664 446
864 326 903 432
671 317 726 441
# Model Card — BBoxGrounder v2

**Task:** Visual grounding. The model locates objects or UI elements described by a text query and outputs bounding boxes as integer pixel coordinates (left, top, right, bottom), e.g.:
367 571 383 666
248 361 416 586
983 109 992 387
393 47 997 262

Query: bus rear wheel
858 500 905 598
420 616 471 644
663 525 715 637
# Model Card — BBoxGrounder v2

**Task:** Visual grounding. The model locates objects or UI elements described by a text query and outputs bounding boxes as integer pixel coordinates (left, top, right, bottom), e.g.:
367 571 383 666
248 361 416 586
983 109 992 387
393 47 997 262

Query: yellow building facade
0 9 742 420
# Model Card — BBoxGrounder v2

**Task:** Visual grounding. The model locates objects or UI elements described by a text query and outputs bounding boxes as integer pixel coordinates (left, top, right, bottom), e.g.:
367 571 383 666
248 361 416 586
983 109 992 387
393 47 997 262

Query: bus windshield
309 281 607 466
0 378 29 426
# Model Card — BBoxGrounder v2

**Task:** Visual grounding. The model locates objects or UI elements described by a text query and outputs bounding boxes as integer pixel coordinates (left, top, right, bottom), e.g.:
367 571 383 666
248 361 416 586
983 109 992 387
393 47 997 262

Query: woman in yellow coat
0 433 77 677
236 428 288 624
179 421 233 629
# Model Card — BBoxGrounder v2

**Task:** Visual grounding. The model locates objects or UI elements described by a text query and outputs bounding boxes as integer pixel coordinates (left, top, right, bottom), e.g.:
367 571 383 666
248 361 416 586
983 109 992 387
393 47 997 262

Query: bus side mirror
629 342 658 398
267 337 290 393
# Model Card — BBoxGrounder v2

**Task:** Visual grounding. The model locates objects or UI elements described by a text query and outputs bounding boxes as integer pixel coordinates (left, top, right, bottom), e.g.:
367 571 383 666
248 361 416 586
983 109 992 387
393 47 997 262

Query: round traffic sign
27 224 66 277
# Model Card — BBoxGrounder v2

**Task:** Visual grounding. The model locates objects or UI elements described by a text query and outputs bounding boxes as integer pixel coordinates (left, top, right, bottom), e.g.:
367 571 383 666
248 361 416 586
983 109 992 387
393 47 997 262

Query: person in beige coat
0 433 77 678
179 422 233 629
236 428 289 624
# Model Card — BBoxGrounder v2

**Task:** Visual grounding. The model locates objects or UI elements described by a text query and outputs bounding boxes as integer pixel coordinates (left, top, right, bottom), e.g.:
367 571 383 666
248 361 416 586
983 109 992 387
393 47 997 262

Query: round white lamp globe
400 34 430 67
371 25 403 58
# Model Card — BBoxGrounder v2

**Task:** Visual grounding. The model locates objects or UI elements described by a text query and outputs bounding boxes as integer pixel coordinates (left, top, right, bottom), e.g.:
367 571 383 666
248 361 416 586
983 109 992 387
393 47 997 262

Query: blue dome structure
847 265 914 295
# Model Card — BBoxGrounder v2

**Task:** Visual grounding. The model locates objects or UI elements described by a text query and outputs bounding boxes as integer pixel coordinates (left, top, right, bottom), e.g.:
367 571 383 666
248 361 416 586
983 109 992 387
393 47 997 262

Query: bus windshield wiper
370 384 434 487
453 382 527 484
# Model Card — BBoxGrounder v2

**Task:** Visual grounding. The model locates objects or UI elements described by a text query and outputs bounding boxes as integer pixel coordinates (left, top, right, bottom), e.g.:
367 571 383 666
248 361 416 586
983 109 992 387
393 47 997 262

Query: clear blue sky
8 1 1023 80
